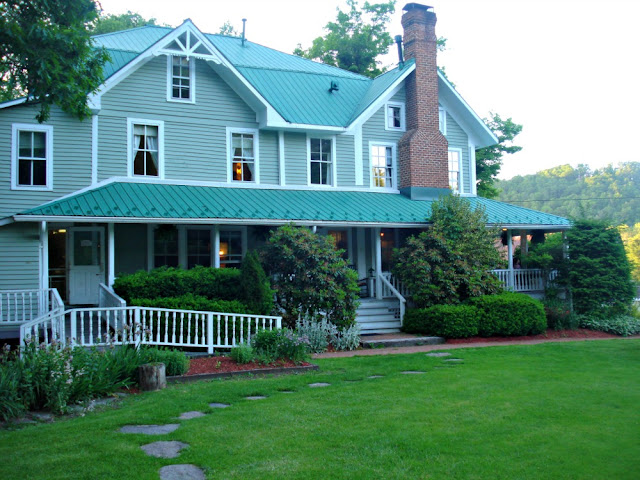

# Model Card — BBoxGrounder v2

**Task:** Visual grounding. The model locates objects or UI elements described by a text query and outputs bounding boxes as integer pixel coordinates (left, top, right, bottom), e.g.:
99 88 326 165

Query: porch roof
13 180 571 229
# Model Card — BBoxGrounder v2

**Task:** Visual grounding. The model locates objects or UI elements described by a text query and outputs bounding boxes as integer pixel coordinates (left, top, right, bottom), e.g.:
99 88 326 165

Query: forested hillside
496 163 640 227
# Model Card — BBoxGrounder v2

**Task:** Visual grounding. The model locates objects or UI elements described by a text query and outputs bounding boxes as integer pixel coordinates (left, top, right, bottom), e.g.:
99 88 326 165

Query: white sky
99 0 640 179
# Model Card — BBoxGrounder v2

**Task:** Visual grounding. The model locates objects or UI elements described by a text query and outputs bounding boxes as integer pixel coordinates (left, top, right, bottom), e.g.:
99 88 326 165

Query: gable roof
13 180 570 229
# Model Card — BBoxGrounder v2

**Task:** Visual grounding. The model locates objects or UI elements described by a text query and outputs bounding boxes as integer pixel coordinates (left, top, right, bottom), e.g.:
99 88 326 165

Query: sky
98 0 640 180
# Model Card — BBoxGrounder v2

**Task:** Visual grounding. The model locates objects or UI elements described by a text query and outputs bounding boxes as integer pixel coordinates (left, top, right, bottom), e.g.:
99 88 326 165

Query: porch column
39 221 48 292
213 225 220 268
356 228 367 280
107 223 115 287
374 227 382 299
520 229 528 267
507 229 514 290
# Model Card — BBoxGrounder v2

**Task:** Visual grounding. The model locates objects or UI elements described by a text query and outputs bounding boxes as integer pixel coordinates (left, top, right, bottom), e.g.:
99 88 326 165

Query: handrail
99 283 126 308
378 273 406 326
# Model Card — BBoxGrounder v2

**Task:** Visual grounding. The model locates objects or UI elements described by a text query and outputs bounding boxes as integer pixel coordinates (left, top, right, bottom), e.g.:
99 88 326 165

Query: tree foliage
475 113 523 198
566 219 635 315
619 223 640 284
262 225 359 329
393 195 503 308
293 0 396 78
0 0 108 122
496 162 640 228
240 250 274 315
218 21 238 36
91 10 161 35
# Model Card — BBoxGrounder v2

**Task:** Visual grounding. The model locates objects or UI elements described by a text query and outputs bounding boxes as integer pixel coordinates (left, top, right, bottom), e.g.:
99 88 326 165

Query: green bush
579 315 640 336
130 294 248 313
543 297 579 330
240 250 274 315
251 328 310 364
140 347 190 376
402 305 479 338
469 292 547 337
230 343 255 364
114 266 242 303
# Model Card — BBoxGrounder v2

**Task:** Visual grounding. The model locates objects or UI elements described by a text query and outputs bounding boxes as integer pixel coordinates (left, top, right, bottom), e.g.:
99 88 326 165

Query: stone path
141 441 189 459
308 382 330 388
120 424 180 435
178 411 206 420
159 464 205 480
209 402 230 408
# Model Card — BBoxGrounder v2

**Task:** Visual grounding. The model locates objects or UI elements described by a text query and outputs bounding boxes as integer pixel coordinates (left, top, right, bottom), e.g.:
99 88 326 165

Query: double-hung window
219 230 243 268
153 226 179 268
448 149 462 194
309 138 334 186
11 124 53 190
187 228 211 268
128 119 164 178
385 102 405 131
370 143 396 189
168 55 194 103
229 129 258 182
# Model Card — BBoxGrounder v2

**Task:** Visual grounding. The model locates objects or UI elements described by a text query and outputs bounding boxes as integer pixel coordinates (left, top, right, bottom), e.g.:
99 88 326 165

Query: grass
1 339 639 479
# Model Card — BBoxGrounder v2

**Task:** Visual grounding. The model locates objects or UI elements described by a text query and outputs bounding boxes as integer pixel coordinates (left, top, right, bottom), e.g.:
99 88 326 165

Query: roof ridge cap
91 24 171 39
237 64 370 81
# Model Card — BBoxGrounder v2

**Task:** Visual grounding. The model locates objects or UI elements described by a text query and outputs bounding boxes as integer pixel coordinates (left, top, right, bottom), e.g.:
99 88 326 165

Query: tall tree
218 21 238 36
476 113 523 198
293 0 396 78
0 0 108 122
91 11 161 35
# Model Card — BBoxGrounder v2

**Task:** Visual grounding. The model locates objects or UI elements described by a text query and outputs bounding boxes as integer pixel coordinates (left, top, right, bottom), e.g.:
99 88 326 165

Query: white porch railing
1 288 64 326
380 272 411 298
99 283 126 309
21 306 282 354
378 273 406 325
492 269 558 292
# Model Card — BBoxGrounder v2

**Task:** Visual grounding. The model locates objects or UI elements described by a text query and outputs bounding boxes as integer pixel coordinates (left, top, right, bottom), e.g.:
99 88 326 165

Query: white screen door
68 227 105 305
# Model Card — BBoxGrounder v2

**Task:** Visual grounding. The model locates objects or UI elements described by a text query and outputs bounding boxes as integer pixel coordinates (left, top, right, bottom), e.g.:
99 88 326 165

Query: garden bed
446 328 617 344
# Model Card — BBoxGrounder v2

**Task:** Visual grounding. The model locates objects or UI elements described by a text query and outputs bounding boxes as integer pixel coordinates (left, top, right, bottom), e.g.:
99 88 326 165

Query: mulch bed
186 355 312 376
446 328 617 344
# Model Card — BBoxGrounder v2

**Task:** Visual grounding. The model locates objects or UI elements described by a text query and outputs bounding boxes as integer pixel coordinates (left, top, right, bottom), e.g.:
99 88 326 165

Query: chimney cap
403 3 434 12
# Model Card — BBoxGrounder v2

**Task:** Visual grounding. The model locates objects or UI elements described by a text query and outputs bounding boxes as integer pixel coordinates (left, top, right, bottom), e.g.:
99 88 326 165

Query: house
0 3 569 335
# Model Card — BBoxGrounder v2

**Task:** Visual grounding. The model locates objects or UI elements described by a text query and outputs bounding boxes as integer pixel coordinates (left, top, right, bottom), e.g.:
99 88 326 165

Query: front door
68 227 105 305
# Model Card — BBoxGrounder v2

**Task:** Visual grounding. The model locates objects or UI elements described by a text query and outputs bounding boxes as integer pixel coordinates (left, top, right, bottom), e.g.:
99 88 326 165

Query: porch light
502 228 508 231
380 232 384 237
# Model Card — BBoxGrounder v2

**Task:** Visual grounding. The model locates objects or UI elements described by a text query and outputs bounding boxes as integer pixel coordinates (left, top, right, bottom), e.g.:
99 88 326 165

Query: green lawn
2 340 639 479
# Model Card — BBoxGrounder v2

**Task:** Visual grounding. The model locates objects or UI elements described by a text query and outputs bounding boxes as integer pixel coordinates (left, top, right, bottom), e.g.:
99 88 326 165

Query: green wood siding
114 224 147 274
259 130 279 185
0 104 92 218
283 132 307 185
445 112 470 193
336 134 355 187
0 223 40 290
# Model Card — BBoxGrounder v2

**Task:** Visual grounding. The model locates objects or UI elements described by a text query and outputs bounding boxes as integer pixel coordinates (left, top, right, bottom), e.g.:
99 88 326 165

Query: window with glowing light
219 230 243 267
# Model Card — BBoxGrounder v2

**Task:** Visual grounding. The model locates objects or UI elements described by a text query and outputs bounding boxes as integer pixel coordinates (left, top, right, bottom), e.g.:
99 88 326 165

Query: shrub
230 343 255 364
402 305 479 338
251 328 310 364
469 292 547 337
240 250 274 315
393 195 502 308
295 317 335 353
262 225 359 329
579 315 640 336
130 294 248 313
543 297 579 330
331 323 361 351
140 347 190 376
114 266 242 303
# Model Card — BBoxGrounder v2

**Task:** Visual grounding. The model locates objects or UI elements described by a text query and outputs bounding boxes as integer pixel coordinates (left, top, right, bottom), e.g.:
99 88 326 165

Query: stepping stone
208 403 230 409
368 375 384 379
308 382 330 388
245 396 267 400
444 359 464 363
141 441 189 459
119 424 180 435
178 411 206 420
426 352 451 357
159 464 205 480
401 371 426 374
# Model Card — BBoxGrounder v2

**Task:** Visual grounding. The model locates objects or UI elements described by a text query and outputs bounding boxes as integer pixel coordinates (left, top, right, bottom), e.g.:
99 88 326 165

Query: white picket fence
0 288 64 326
491 269 558 292
20 306 282 354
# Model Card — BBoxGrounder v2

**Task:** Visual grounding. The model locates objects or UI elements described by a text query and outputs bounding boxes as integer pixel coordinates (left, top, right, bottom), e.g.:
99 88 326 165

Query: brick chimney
398 3 449 199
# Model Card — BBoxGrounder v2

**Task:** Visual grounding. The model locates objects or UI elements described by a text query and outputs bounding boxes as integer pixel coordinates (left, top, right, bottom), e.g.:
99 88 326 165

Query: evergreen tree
240 250 274 315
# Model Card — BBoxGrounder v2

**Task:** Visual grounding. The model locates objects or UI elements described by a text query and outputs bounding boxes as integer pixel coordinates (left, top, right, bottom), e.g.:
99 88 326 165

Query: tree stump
138 363 167 392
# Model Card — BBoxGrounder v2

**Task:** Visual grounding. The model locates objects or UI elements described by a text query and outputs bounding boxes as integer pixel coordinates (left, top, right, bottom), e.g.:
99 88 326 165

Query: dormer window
167 55 195 103
385 102 405 131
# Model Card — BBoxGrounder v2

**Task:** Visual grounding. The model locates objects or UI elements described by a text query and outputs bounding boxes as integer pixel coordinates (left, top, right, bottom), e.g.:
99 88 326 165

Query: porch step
361 334 445 349
356 298 402 334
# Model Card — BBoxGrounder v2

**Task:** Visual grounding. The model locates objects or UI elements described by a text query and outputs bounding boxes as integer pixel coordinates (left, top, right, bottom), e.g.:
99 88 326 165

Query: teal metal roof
16 182 570 228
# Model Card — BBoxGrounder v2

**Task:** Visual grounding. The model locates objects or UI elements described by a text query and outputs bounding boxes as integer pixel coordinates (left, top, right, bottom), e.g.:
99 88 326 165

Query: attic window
167 55 195 103
385 102 405 131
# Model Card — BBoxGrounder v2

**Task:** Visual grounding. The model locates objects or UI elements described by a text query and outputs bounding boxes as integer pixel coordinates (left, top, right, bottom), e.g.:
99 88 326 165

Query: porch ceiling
13 180 571 228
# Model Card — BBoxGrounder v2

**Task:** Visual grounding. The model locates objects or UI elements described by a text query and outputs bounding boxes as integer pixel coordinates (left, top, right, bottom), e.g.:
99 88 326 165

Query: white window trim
384 101 406 132
226 127 260 184
127 118 165 179
448 147 464 195
218 226 248 267
368 141 398 191
439 107 447 135
11 123 54 191
166 55 196 104
306 135 337 187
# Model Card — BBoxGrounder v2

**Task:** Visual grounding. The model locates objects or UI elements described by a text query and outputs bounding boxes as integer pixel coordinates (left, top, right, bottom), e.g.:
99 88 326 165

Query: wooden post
507 230 514 290
520 229 528 268
374 227 382 299
138 363 166 391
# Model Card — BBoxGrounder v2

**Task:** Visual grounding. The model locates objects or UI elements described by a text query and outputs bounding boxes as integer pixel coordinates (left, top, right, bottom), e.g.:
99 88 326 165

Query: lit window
231 132 255 182
309 138 333 185
371 144 394 188
11 124 53 190
385 102 405 131
133 124 159 176
448 149 461 193
219 230 243 268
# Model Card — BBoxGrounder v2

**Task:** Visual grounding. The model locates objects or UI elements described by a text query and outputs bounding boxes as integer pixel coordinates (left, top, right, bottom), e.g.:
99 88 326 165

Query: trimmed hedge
130 294 248 314
114 266 242 303
468 292 547 336
402 305 479 338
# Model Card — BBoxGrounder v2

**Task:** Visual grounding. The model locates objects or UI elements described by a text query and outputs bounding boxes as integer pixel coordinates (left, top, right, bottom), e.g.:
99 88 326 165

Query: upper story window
385 102 405 131
11 124 53 191
128 119 164 178
439 107 447 134
228 129 259 182
309 137 334 186
167 55 195 103
370 143 396 189
448 149 462 194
